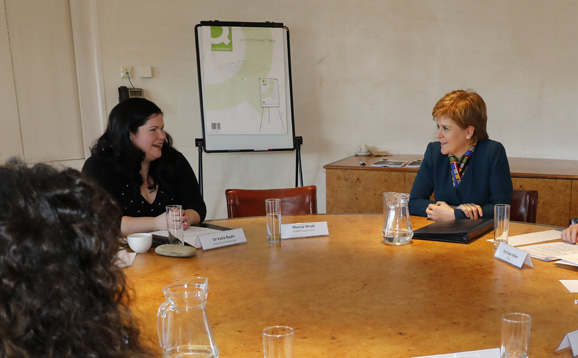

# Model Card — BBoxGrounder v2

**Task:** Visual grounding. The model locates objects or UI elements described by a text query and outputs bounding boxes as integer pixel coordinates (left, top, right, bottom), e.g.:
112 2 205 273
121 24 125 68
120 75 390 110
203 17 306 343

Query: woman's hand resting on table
456 203 483 220
149 210 192 232
121 208 201 237
426 201 483 221
562 224 578 244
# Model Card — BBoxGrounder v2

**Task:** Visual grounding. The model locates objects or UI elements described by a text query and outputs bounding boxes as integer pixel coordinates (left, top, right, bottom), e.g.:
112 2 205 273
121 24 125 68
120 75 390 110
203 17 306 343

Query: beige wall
0 0 84 164
2 0 578 219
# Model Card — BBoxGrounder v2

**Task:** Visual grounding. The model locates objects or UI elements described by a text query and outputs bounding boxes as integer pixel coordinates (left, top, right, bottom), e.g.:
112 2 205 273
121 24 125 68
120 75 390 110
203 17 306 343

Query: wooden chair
510 190 538 223
225 186 317 218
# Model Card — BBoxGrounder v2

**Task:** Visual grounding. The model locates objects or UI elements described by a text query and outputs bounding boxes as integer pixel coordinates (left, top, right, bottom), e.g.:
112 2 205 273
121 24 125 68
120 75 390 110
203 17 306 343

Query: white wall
87 0 578 219
0 0 84 164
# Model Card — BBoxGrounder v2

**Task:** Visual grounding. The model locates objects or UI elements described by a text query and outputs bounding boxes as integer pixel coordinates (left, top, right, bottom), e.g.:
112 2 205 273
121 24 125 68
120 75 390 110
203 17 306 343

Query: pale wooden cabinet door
0 0 22 163
0 0 84 164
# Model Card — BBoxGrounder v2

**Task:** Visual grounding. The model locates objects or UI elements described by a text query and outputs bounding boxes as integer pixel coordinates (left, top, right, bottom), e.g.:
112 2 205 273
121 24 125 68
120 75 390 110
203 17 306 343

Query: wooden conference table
124 214 578 357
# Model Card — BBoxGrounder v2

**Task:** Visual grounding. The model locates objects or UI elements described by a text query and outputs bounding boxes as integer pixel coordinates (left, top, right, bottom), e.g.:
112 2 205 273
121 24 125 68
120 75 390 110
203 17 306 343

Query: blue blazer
409 139 513 219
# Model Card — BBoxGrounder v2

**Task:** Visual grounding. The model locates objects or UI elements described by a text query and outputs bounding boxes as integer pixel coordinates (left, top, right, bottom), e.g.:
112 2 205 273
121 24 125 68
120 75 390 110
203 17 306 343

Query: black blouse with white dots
82 150 207 222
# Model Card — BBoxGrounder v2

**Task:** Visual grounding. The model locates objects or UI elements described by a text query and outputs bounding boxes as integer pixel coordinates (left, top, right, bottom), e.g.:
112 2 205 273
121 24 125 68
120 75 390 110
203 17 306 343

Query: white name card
556 329 578 356
195 228 247 250
281 221 329 239
494 242 534 269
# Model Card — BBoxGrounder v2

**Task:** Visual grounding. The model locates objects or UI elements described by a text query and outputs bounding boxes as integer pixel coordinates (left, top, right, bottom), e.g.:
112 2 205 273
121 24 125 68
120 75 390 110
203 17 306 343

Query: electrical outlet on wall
120 66 133 78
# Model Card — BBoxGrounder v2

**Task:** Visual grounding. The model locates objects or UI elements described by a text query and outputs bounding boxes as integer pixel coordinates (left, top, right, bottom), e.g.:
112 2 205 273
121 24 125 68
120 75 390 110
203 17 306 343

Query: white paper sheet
507 229 561 246
557 253 578 267
518 242 578 261
412 348 500 358
152 226 221 248
560 280 578 293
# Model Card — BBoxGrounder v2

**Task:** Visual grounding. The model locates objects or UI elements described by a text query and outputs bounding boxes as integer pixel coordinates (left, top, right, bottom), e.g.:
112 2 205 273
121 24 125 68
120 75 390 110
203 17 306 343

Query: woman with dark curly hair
0 159 152 357
82 98 206 236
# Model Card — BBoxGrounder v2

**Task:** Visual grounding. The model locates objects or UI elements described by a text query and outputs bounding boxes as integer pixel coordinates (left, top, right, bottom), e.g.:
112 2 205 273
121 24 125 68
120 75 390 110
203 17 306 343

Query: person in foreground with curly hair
82 98 206 236
0 159 152 357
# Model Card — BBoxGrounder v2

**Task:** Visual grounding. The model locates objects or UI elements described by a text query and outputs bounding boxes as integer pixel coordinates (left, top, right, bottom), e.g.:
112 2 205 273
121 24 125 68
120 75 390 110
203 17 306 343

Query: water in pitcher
158 277 219 358
162 345 214 358
382 192 413 246
383 229 413 245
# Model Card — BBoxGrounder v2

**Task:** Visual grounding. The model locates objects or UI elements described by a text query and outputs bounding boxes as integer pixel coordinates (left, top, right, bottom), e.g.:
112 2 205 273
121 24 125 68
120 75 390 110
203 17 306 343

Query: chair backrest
510 190 538 223
225 186 317 218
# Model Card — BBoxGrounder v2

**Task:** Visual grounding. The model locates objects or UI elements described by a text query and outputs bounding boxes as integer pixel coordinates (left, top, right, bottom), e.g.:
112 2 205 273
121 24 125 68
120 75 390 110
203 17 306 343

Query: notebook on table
413 219 493 244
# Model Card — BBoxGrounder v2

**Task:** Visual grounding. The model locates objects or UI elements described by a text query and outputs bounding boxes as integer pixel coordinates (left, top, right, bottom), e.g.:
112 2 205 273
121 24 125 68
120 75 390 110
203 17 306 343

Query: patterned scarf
449 142 477 189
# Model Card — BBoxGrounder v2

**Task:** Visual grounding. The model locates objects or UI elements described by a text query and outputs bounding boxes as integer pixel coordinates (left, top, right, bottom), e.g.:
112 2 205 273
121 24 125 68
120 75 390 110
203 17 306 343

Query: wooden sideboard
324 155 578 227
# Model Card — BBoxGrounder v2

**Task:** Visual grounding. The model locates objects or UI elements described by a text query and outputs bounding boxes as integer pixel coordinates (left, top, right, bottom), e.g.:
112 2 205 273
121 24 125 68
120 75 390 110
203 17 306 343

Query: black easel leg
195 138 204 196
294 136 303 187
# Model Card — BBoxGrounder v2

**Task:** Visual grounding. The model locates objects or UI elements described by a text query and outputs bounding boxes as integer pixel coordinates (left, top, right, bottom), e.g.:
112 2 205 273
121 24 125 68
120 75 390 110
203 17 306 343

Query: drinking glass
166 205 184 245
501 312 531 358
494 204 510 249
266 198 282 244
263 326 294 358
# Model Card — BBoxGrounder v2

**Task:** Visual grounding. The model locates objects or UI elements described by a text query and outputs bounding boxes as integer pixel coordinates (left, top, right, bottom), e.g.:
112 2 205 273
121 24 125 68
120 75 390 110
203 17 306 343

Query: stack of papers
413 348 500 358
405 159 423 168
518 242 578 261
152 226 222 248
506 230 561 247
558 254 578 267
371 159 420 168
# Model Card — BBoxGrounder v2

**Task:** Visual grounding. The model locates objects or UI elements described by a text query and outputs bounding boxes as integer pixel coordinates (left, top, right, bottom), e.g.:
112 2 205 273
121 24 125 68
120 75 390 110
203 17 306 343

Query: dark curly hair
90 97 179 196
0 159 152 357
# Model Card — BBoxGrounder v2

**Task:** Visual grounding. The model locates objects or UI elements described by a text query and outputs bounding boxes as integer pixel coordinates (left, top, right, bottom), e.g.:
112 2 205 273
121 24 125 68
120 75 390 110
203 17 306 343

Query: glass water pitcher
382 192 413 245
157 276 220 358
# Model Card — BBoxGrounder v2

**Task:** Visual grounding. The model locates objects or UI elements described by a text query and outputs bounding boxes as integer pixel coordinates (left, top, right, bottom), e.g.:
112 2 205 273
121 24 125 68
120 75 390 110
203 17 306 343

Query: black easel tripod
194 136 304 196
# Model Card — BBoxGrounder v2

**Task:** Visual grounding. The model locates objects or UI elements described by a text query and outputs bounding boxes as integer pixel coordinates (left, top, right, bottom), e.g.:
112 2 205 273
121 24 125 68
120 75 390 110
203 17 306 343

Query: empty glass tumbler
266 198 282 244
382 192 413 245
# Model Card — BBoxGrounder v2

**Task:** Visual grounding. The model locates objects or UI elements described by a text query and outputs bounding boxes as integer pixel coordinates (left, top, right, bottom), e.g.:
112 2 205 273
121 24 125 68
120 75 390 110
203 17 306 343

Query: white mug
127 233 153 253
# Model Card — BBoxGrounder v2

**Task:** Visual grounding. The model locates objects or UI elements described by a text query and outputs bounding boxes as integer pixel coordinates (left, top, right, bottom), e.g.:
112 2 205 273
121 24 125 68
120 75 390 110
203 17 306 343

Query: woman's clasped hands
426 201 483 221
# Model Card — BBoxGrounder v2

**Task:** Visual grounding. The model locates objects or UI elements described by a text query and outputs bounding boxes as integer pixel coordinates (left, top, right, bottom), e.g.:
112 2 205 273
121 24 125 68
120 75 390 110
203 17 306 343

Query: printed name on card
281 221 329 239
195 228 247 250
494 242 534 269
